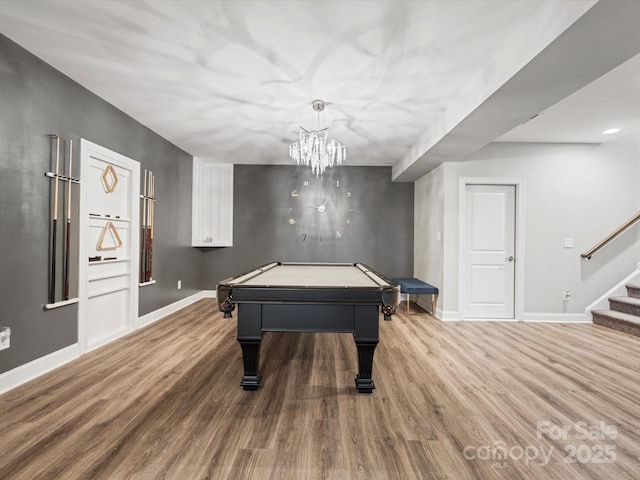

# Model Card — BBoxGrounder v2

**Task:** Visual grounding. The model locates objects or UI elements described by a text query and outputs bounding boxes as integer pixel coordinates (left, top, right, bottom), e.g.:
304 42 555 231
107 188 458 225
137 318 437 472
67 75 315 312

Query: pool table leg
353 305 379 393
239 339 262 390
354 340 377 393
237 304 263 390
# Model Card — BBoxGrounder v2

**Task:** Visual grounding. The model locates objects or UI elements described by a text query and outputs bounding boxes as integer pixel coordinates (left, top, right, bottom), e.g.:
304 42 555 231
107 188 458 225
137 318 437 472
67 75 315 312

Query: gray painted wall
0 32 414 377
0 34 200 374
413 164 445 312
202 165 414 287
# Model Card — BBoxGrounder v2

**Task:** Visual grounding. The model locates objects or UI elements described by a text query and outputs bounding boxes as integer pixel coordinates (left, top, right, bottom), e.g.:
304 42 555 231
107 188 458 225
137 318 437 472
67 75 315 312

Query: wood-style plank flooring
1 299 640 479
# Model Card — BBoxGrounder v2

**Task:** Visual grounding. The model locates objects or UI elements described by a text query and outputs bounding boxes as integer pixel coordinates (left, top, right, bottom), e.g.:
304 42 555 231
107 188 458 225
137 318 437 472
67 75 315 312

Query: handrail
581 211 640 260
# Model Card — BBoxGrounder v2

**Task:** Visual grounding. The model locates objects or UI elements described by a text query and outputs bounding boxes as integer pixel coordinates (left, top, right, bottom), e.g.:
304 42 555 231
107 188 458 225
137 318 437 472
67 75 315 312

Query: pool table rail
216 262 400 319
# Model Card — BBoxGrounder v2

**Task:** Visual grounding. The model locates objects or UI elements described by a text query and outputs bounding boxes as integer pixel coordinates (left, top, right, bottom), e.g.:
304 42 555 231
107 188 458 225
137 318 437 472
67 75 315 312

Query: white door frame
78 139 140 354
458 177 525 321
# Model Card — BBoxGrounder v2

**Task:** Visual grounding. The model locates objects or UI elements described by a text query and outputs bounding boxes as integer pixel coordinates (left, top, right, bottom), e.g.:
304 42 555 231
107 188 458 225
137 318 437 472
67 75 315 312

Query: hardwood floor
1 299 639 479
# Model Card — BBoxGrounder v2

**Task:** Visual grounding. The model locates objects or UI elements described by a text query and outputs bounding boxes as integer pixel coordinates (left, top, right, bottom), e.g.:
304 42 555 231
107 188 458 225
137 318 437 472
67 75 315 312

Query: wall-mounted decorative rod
581 211 640 260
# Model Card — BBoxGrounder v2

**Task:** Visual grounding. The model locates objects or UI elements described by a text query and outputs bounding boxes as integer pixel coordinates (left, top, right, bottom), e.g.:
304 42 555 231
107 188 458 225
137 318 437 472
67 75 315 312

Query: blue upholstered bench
392 278 439 314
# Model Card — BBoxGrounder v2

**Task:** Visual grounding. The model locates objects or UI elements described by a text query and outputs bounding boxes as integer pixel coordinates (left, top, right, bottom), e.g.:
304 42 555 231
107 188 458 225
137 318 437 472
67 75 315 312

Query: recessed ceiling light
603 128 620 135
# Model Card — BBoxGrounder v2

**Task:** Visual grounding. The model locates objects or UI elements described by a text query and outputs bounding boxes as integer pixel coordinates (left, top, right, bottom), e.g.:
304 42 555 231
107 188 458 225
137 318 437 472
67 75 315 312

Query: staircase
592 283 640 337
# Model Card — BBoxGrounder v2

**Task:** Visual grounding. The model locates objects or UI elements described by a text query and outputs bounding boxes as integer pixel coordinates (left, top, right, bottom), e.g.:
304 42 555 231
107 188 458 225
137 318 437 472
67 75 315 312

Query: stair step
626 283 640 299
609 296 640 317
592 309 640 337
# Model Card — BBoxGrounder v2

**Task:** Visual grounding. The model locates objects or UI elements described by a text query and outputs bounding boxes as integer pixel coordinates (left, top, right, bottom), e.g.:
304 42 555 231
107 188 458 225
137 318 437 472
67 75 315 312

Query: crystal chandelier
289 99 346 177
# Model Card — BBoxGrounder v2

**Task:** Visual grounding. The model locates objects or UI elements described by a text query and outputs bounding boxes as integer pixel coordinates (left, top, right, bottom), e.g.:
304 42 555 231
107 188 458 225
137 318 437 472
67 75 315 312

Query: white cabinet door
192 160 233 247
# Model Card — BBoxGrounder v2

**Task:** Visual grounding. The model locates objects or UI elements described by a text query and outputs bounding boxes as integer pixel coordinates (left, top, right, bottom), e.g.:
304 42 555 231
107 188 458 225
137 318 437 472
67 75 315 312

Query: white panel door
79 140 139 352
463 184 515 319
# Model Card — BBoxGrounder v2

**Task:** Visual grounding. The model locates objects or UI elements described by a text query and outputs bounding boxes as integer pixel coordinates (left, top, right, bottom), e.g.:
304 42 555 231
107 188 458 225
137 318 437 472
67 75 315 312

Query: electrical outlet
177 280 182 290
563 289 571 301
0 327 11 351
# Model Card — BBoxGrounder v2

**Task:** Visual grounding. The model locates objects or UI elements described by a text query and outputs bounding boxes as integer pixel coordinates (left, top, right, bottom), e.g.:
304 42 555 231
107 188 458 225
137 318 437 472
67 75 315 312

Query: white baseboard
137 290 216 328
440 310 460 321
584 262 640 319
523 312 590 323
434 310 589 323
461 317 518 322
1 291 217 396
0 343 79 395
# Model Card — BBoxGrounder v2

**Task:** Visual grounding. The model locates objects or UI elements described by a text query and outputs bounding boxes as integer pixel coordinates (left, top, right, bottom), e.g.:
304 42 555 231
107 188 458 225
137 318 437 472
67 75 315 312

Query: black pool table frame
216 262 400 393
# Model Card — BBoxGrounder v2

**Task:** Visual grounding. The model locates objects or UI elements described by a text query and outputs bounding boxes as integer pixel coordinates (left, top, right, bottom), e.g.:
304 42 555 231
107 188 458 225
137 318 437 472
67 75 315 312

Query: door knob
506 256 514 262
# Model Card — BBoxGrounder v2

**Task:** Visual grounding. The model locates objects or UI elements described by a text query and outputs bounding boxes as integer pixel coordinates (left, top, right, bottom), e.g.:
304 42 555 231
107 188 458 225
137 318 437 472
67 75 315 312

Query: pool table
216 262 400 393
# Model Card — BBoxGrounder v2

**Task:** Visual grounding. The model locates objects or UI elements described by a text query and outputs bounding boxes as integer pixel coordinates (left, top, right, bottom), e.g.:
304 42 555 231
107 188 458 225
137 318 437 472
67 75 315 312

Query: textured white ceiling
498 51 640 144
1 0 638 179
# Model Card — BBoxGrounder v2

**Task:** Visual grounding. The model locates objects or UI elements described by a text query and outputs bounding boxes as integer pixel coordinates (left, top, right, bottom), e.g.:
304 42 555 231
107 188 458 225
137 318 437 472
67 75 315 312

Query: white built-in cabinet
191 159 233 247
